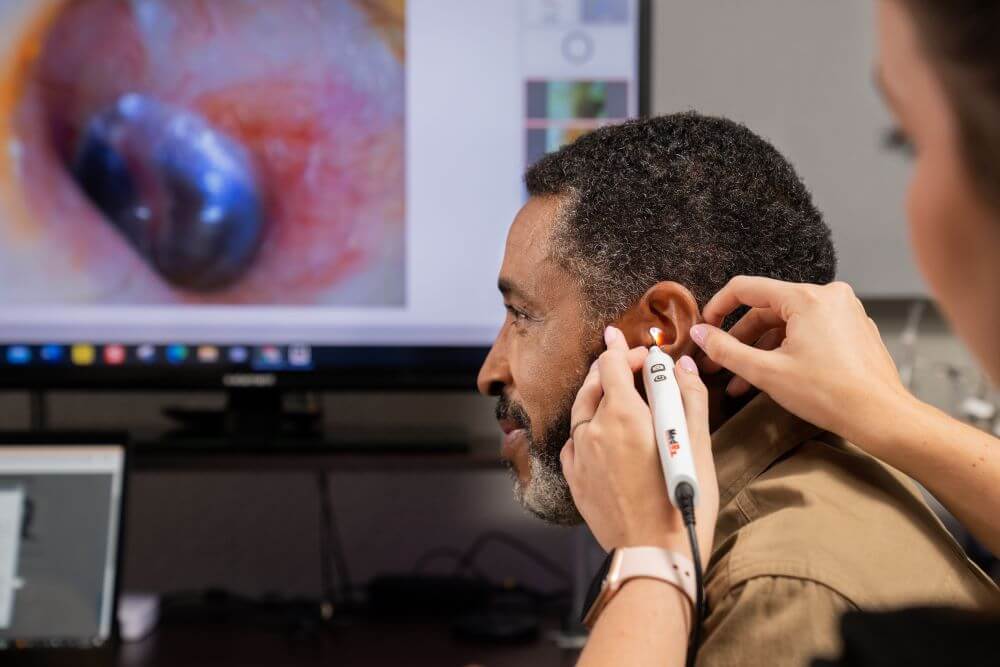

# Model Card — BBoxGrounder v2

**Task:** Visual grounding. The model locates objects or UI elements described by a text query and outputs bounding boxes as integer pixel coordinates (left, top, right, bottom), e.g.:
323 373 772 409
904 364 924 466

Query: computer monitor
0 436 126 652
0 0 649 391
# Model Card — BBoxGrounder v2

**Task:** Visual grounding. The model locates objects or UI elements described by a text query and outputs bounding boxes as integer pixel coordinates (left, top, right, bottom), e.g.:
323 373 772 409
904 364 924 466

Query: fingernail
604 326 621 345
678 355 698 374
589 359 599 372
690 324 708 347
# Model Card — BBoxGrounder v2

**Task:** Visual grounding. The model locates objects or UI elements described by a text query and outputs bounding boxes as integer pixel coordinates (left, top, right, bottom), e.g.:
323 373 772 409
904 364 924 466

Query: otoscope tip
649 327 665 348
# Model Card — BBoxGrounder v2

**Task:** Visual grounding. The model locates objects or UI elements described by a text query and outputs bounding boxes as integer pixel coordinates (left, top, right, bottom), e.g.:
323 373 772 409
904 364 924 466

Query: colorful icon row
3 344 313 368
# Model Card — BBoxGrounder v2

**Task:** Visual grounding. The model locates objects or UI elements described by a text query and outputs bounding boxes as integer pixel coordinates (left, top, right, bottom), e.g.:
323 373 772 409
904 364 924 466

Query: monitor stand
162 389 323 438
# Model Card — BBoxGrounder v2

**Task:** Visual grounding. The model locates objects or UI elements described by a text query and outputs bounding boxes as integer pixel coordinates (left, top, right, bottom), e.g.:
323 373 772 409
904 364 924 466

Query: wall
652 1 923 296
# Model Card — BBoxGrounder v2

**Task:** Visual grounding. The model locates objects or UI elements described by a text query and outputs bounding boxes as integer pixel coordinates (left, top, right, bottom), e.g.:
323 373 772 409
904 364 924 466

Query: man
477 112 996 665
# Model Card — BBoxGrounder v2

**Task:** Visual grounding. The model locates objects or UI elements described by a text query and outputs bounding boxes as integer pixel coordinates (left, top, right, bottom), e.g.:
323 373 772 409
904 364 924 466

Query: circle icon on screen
103 345 126 365
288 345 312 367
136 344 156 363
6 345 31 365
562 30 594 65
71 344 96 366
197 346 220 363
40 344 66 363
228 346 249 364
166 345 189 364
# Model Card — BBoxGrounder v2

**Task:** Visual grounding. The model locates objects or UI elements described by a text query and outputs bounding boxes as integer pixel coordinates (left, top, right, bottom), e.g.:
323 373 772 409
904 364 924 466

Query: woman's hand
691 276 1000 558
691 276 913 452
560 325 719 566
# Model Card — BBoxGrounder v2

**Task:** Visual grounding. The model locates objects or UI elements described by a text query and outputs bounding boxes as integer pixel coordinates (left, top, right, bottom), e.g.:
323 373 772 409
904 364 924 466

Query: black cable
316 471 353 607
315 471 337 613
684 521 704 667
413 547 464 574
454 530 573 588
675 483 703 667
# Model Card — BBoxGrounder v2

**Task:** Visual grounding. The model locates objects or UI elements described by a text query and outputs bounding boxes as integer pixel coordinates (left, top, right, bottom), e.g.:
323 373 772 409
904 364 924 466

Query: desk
117 617 581 667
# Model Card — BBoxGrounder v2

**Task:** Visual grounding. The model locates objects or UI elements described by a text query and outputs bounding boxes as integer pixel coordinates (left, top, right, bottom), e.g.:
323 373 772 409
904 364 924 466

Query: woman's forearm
577 579 691 667
862 392 1000 555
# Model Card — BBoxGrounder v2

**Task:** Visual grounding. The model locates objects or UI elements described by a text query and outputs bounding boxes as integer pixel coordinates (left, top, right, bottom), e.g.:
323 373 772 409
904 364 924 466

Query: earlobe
612 281 701 358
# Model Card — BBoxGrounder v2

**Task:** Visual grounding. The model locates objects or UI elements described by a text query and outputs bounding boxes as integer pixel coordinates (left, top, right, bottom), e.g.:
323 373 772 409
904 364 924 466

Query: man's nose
476 338 511 397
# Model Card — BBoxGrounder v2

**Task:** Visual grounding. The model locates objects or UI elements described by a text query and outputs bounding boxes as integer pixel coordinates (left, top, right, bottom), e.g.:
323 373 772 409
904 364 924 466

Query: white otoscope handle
642 347 700 509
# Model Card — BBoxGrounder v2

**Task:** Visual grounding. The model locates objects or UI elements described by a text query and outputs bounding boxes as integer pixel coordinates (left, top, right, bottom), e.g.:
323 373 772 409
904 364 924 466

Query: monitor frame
0 1 652 392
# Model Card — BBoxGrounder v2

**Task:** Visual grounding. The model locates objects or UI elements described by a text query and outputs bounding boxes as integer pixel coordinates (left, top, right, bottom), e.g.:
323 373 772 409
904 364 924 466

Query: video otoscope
642 327 704 667
642 328 701 512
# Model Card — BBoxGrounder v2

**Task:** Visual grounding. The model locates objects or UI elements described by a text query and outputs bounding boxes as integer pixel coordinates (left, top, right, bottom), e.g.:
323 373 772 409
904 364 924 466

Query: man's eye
505 305 530 323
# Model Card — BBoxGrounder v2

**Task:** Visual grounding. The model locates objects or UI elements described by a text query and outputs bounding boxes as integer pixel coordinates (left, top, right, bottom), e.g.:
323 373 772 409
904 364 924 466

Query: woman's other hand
691 277 912 452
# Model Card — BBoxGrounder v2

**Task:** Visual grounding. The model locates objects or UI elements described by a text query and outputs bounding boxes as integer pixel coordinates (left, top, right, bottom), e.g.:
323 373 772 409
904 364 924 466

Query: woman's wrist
615 576 694 633
852 386 935 466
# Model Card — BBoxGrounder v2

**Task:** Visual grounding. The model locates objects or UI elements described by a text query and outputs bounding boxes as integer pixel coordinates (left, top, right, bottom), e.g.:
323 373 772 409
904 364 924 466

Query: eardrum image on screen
0 0 406 306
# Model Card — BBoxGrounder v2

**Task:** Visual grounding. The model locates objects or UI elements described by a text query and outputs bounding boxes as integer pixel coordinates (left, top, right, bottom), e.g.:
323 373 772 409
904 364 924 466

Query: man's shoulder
709 434 997 611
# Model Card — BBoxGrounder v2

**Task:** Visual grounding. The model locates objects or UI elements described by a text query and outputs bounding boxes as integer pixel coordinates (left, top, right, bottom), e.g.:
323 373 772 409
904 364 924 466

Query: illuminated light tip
649 327 665 347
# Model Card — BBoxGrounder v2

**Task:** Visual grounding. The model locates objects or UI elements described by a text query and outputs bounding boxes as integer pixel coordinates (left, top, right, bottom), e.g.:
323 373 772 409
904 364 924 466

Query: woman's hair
902 0 1000 211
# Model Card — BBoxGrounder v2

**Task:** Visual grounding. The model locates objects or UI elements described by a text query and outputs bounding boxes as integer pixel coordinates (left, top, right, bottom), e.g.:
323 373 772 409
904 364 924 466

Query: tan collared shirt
698 394 998 666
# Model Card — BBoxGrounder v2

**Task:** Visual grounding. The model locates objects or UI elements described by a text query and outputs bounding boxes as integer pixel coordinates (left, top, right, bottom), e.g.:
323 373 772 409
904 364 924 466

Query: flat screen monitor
0 438 126 651
0 0 649 389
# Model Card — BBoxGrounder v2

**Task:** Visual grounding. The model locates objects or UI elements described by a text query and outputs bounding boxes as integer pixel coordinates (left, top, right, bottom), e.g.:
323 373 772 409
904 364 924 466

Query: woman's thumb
674 355 710 448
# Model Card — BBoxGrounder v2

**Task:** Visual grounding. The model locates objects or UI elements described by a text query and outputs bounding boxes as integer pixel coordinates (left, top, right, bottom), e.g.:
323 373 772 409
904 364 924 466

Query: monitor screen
0 0 646 387
0 444 125 650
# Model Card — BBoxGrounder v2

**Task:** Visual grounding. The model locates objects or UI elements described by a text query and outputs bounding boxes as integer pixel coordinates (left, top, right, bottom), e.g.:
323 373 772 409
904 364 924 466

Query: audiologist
563 1 1000 666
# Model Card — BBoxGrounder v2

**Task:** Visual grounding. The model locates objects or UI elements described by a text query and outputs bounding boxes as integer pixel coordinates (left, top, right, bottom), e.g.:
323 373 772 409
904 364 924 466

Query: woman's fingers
691 322 781 390
725 327 787 396
597 327 642 402
675 356 710 446
572 332 649 441
625 345 650 372
571 364 603 432
673 356 719 566
700 306 784 374
727 307 785 346
560 437 576 486
702 275 811 327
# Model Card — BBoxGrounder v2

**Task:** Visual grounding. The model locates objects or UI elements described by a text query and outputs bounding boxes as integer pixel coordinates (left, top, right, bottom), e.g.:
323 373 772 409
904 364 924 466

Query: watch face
581 550 616 624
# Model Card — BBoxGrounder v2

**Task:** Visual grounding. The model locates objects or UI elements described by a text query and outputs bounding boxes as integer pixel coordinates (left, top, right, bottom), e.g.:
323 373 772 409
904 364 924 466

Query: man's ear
612 282 701 359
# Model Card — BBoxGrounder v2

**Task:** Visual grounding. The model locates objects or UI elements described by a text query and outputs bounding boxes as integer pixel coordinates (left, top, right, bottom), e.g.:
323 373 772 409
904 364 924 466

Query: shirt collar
711 392 823 509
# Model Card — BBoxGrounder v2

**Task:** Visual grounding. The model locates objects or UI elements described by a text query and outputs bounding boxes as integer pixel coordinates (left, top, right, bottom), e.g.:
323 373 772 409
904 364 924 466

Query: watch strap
617 546 697 607
582 546 697 629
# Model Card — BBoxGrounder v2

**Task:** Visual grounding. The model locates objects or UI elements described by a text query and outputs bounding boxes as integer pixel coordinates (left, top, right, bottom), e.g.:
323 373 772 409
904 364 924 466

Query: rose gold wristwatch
581 547 697 629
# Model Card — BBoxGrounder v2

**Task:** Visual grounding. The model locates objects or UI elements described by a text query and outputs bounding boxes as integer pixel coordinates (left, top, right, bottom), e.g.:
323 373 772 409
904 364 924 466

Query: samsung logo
223 373 277 388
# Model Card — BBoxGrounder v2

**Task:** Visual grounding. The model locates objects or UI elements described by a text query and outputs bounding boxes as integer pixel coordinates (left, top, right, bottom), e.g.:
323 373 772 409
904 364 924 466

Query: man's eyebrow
498 277 534 304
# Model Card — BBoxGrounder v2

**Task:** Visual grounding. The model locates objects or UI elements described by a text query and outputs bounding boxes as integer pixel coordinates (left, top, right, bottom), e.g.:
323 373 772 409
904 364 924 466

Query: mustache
495 395 530 430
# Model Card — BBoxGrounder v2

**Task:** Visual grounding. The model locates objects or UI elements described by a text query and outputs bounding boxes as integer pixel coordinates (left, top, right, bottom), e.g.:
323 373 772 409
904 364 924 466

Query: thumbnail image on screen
0 0 406 307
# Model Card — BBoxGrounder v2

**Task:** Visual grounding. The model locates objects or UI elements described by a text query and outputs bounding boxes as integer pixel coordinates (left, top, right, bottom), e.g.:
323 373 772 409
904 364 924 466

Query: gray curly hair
525 112 837 328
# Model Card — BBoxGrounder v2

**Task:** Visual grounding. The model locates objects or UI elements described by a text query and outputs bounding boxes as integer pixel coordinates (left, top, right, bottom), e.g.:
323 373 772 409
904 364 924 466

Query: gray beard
504 404 582 526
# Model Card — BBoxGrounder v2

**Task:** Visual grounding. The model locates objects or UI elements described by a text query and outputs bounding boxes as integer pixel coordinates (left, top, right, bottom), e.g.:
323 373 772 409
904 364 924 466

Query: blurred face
476 195 600 525
877 0 1000 382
